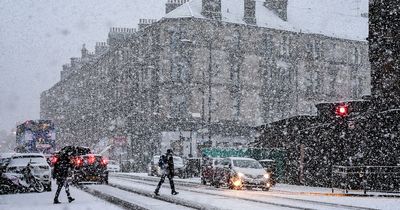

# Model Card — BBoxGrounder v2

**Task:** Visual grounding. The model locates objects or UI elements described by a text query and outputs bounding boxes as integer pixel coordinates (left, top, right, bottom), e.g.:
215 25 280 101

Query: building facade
41 0 369 171
369 0 400 110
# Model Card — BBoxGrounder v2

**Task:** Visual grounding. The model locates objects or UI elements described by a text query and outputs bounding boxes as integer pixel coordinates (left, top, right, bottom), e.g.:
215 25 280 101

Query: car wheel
33 181 45 193
0 184 11 194
201 177 206 185
213 180 220 188
262 187 270 191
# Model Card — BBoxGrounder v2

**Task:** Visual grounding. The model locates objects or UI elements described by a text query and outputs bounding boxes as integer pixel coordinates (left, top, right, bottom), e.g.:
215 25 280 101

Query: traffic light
335 104 349 117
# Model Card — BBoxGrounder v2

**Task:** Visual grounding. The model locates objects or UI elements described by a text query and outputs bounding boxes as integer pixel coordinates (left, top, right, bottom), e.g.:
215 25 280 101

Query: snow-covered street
0 181 122 210
107 173 399 210
1 173 400 210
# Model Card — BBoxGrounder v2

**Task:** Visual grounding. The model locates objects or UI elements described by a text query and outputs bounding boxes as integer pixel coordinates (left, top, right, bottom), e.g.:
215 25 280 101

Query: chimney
243 0 256 25
201 0 222 20
70 57 79 68
264 0 288 21
81 44 88 59
95 42 109 55
166 0 189 14
62 64 69 72
138 19 158 30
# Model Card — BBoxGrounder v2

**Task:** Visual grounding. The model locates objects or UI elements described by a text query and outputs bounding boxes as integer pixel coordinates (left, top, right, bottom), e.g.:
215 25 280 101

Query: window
262 34 273 55
171 95 187 117
280 36 290 57
233 96 240 119
352 47 360 64
308 40 322 59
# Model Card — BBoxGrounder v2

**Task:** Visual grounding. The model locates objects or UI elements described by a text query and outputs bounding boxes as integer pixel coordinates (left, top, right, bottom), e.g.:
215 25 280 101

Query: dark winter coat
53 155 72 181
165 153 175 177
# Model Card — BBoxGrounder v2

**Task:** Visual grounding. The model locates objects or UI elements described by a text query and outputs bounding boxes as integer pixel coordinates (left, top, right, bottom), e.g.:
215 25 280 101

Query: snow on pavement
0 182 122 210
110 177 301 210
87 184 193 210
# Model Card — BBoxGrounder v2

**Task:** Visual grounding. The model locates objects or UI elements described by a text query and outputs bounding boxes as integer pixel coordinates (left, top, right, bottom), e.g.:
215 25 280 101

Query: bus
16 120 56 154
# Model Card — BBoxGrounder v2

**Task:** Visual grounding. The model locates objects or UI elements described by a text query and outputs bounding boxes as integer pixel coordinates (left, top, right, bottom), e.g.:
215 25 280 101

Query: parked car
147 155 185 178
0 153 14 174
5 153 52 191
201 157 221 185
213 157 272 191
107 160 121 172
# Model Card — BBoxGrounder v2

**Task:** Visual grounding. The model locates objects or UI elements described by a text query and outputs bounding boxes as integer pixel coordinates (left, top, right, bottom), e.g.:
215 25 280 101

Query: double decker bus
16 120 56 154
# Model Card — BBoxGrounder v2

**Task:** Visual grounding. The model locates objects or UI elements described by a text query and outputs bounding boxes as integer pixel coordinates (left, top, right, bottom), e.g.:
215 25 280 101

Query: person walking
53 151 75 204
154 149 179 195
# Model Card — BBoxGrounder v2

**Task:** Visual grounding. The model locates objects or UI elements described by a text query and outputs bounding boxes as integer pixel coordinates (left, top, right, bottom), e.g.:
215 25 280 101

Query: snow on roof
228 157 256 161
11 153 45 157
164 0 368 41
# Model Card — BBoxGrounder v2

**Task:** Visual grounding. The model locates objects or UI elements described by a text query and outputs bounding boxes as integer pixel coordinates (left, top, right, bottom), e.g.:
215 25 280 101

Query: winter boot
53 199 61 204
68 197 75 203
171 191 179 195
154 190 160 196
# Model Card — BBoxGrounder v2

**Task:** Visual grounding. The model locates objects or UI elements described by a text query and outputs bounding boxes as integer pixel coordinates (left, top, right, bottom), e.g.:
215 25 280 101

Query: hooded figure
53 150 75 204
154 149 179 195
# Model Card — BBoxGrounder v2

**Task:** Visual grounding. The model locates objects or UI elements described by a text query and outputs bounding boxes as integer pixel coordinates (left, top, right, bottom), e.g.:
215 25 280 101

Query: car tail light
101 157 108 166
88 155 96 165
74 157 83 167
50 156 58 165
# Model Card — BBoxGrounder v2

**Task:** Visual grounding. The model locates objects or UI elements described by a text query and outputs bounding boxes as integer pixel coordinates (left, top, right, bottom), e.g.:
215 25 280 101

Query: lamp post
190 112 201 157
179 38 213 148
207 41 212 145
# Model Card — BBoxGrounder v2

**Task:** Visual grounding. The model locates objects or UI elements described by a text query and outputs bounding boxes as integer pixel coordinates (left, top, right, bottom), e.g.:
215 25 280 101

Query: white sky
0 0 166 132
0 0 367 132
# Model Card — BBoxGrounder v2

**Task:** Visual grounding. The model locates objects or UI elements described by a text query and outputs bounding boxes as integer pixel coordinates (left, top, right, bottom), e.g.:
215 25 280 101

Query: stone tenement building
41 0 369 170
369 0 400 110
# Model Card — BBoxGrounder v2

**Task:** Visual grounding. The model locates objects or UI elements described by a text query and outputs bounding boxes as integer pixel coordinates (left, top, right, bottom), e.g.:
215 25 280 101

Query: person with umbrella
53 146 75 204
154 149 179 195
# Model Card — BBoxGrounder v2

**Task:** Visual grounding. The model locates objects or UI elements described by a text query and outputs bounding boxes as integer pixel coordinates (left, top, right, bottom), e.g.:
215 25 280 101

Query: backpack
158 155 167 168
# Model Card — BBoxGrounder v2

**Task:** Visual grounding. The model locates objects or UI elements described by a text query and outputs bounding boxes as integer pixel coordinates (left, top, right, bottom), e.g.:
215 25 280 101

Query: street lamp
179 37 213 147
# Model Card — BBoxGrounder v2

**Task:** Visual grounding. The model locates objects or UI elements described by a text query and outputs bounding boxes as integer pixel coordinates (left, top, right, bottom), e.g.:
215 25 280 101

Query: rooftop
164 0 368 41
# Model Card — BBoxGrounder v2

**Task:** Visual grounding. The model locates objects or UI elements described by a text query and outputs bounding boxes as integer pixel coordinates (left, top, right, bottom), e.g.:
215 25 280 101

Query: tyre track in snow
107 178 296 210
111 174 378 210
76 184 196 210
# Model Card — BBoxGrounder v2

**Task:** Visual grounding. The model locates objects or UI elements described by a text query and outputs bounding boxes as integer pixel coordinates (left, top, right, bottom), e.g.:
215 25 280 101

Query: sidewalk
273 183 400 198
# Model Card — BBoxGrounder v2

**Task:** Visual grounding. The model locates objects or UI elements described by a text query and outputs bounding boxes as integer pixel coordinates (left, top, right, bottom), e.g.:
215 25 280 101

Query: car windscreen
10 155 48 165
232 160 262 169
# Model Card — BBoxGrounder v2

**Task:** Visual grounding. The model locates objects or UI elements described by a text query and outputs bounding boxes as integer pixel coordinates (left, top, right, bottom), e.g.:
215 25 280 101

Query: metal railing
331 165 400 194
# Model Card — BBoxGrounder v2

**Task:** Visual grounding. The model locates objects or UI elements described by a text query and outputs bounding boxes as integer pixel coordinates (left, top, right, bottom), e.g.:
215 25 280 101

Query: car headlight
264 173 270 179
237 172 244 178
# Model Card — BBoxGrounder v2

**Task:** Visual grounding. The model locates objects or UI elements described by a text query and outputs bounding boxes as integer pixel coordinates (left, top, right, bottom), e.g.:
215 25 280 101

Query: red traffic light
335 104 349 117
